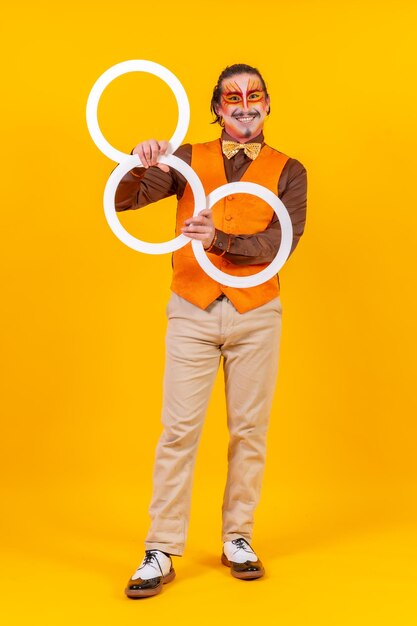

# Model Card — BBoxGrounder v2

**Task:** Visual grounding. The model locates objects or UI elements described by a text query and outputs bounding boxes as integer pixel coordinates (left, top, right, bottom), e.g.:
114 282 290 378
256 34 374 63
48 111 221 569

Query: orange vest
171 139 289 313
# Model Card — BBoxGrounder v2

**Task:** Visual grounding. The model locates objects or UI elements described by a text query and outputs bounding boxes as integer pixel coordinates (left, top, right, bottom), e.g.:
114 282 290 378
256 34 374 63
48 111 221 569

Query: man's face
216 72 269 142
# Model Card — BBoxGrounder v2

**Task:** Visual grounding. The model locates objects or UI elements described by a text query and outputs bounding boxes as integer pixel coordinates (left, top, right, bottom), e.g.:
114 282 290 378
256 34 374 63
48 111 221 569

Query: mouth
232 113 259 124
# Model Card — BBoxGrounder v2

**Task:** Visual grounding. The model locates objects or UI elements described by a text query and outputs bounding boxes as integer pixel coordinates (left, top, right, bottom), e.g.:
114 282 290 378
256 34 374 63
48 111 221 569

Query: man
115 63 307 598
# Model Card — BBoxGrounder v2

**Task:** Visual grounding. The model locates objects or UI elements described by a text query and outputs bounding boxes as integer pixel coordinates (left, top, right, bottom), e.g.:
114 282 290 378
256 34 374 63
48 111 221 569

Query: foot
125 550 175 598
221 537 265 580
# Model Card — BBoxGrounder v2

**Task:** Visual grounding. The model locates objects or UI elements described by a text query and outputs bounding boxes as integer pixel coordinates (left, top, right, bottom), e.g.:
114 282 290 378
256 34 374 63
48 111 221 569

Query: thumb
156 163 170 173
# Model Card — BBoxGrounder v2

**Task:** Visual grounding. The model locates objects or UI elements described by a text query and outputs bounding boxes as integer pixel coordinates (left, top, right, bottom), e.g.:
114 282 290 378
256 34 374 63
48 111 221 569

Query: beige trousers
145 292 282 555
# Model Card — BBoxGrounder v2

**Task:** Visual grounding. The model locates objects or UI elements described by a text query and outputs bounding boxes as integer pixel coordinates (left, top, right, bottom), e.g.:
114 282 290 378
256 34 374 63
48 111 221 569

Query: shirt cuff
130 167 146 179
209 230 231 256
129 148 146 178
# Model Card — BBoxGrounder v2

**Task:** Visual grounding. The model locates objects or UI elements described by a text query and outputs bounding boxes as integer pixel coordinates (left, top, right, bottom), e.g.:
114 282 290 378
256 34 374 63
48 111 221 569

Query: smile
235 116 257 124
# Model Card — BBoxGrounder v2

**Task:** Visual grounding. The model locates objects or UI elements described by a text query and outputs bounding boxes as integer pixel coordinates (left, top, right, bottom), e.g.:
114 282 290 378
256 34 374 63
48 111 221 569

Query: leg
221 297 283 543
145 294 222 555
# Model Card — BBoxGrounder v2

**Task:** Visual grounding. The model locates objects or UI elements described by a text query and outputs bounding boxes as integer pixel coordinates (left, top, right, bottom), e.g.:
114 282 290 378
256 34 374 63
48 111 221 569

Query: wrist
205 230 217 252
218 234 232 257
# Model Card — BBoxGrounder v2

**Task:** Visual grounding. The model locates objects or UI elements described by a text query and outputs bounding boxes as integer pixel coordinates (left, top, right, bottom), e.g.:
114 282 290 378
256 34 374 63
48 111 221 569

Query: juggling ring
86 59 293 288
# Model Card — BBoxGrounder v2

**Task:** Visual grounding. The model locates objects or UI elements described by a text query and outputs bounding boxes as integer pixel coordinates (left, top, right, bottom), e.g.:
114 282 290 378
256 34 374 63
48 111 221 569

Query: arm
114 142 191 212
208 159 307 265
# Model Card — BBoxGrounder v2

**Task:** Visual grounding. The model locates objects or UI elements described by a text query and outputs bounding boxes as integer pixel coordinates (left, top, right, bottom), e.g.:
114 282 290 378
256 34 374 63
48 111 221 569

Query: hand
181 209 216 249
132 139 170 172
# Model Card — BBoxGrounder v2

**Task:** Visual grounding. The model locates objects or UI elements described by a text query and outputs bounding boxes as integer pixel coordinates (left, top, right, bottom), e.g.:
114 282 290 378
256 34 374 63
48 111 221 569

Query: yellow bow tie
222 140 262 161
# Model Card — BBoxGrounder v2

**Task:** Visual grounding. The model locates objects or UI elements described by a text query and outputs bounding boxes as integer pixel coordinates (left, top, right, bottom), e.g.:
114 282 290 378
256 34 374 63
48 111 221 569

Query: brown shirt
115 131 307 265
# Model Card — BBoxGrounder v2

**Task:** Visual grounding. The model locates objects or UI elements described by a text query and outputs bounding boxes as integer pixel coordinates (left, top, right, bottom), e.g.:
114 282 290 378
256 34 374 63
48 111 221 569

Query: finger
132 144 147 167
157 163 170 173
142 142 152 167
149 139 159 166
182 232 208 241
183 223 208 231
199 209 213 218
159 140 169 155
181 225 210 233
137 145 150 168
135 145 148 168
184 215 206 226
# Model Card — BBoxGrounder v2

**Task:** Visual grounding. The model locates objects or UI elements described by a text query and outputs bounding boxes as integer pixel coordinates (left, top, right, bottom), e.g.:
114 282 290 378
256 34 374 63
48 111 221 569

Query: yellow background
1 0 416 623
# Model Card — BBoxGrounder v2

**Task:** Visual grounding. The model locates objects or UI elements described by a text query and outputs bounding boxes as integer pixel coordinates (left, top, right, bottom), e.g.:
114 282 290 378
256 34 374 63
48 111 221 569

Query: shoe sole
125 568 176 598
221 553 265 580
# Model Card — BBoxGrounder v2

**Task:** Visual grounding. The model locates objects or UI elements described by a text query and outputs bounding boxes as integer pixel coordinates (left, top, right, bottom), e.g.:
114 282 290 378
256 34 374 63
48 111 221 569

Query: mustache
231 110 261 119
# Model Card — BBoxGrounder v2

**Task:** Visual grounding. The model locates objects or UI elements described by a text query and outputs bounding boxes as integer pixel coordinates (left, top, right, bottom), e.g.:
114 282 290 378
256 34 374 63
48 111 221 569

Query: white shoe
223 537 258 563
222 537 265 579
125 550 176 598
131 550 172 580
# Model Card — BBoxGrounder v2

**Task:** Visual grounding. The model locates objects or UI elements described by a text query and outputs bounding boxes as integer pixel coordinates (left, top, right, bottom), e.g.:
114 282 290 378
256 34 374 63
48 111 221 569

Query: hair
210 63 270 126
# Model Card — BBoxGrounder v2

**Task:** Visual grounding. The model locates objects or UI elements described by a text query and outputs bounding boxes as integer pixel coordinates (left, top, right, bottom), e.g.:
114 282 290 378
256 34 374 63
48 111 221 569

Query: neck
227 132 256 143
222 129 264 144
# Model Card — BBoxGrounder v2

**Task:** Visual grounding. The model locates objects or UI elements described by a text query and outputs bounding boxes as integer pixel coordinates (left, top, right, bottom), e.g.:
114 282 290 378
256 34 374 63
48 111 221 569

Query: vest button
225 215 232 221
227 195 234 201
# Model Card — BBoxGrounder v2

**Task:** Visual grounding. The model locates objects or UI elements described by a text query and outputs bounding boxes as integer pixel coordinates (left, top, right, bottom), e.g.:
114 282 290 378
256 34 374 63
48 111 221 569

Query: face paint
217 73 269 142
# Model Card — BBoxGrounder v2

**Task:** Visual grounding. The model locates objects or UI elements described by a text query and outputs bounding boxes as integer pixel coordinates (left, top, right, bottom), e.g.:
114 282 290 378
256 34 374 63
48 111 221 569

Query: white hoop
87 61 295 285
191 182 293 288
104 154 206 254
86 60 190 163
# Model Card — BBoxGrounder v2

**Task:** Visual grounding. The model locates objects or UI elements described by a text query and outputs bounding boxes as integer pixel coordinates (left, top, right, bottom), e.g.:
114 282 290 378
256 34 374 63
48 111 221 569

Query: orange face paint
217 73 269 142
222 77 265 108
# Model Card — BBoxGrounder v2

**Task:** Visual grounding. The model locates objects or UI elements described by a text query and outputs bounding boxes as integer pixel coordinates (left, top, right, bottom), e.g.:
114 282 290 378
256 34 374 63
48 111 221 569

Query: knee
228 413 269 439
160 417 201 450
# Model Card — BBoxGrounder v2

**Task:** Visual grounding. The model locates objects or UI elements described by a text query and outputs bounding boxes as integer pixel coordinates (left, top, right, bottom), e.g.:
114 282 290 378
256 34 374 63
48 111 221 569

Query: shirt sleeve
209 158 307 265
114 144 191 211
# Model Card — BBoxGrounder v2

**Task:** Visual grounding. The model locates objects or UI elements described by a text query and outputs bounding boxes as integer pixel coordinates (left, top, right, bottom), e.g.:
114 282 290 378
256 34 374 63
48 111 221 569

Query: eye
224 94 242 103
248 92 263 101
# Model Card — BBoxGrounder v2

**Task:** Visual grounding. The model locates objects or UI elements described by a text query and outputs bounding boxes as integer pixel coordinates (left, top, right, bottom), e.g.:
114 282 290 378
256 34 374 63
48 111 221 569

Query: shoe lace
232 538 249 550
142 550 163 575
232 538 255 557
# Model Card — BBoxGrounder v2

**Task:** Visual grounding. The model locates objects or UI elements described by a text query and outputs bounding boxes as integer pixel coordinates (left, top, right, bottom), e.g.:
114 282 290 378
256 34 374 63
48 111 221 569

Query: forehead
221 72 263 93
